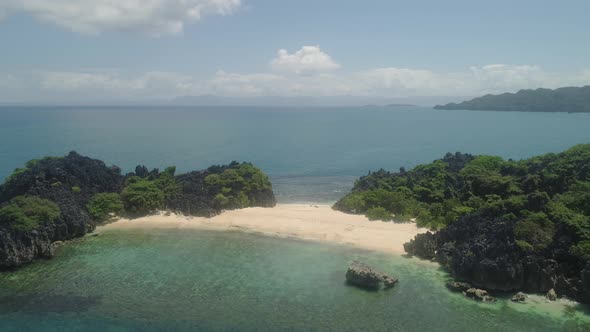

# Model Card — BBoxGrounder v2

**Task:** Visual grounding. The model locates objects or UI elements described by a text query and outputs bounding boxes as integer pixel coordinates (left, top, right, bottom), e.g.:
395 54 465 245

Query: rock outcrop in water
511 292 527 303
464 288 497 302
345 260 398 290
0 152 276 268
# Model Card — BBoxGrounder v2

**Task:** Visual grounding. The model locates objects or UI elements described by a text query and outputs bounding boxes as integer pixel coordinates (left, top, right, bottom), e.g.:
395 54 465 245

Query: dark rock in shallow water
511 292 527 303
446 281 472 292
345 261 398 290
464 288 497 303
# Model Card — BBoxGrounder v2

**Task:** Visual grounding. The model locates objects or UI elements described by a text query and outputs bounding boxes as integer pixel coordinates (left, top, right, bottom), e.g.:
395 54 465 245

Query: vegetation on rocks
335 144 590 303
434 86 590 113
87 193 124 221
0 196 61 231
0 152 275 268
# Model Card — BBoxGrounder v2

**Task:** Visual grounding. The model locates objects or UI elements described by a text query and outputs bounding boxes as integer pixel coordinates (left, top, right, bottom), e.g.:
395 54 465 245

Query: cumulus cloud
0 0 241 35
270 46 340 74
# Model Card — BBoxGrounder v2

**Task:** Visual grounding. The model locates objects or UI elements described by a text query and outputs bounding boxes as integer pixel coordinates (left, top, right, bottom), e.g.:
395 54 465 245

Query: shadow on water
0 293 101 314
343 280 381 292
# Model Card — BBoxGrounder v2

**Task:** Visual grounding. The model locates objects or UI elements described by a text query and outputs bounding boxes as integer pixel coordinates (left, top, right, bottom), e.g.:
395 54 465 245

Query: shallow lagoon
0 229 588 331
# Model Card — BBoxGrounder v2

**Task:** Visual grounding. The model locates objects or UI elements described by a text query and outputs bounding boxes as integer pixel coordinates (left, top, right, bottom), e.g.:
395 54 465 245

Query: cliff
0 152 276 268
335 145 590 303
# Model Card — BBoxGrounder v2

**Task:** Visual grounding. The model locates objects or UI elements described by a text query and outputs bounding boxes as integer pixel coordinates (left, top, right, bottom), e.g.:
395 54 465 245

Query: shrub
570 241 590 261
213 193 230 209
87 193 124 221
72 186 81 193
514 213 555 252
121 179 165 214
366 207 392 221
0 196 61 231
204 163 272 209
154 169 181 201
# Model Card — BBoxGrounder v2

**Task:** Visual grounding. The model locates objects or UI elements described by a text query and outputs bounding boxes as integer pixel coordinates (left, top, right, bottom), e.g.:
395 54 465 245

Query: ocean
1 106 590 331
1 106 590 203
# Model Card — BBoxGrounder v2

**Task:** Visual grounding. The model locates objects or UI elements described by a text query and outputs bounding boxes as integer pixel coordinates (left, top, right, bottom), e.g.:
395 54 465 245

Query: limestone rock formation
345 261 398 290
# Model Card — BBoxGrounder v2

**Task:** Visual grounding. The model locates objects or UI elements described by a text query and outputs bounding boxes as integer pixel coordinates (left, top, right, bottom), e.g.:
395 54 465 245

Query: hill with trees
334 145 590 303
434 86 590 113
0 152 275 268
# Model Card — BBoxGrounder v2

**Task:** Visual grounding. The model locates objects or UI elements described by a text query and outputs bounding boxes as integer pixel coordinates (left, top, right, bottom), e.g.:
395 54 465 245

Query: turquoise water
1 106 590 202
1 106 590 330
0 229 589 331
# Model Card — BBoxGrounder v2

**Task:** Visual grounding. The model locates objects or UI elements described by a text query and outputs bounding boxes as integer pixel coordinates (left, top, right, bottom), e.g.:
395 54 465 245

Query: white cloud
468 64 551 93
207 71 286 96
270 46 340 74
2 45 590 103
0 0 241 35
37 70 196 98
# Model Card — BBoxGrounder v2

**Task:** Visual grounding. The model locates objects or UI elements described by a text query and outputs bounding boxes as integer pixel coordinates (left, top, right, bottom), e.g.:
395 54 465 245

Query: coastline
97 204 428 255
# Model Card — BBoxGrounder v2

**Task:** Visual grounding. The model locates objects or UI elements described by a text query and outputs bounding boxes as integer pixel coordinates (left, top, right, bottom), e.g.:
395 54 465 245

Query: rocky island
435 86 590 113
0 152 276 268
334 144 590 303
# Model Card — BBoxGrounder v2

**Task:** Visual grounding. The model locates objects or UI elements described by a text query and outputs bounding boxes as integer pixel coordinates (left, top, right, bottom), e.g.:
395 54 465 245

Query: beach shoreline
98 204 427 255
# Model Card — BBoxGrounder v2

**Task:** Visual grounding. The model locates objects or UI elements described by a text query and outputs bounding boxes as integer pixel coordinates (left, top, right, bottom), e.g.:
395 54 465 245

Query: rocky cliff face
0 153 276 269
0 152 124 268
405 212 590 303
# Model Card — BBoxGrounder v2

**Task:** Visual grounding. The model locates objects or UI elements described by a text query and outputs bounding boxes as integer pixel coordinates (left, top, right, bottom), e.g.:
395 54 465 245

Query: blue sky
0 0 589 103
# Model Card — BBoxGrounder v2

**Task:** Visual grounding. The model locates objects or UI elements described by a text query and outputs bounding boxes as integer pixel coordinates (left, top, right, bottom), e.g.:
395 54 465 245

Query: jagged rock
0 152 276 269
464 288 497 302
345 261 398 290
546 288 557 301
511 292 527 303
446 281 472 292
580 263 590 303
403 232 437 260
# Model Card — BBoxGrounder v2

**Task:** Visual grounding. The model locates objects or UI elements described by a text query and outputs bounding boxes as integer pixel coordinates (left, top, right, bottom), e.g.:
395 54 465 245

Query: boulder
546 288 558 301
511 292 527 303
464 288 497 303
446 281 472 292
345 261 398 290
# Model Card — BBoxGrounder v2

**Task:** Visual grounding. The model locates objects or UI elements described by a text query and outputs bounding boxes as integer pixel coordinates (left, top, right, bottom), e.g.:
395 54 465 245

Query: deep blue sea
1 106 590 202
1 106 590 331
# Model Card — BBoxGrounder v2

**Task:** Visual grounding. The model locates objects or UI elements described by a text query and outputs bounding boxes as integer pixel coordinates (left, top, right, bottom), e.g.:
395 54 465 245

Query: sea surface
1 106 590 331
1 106 590 203
0 229 589 331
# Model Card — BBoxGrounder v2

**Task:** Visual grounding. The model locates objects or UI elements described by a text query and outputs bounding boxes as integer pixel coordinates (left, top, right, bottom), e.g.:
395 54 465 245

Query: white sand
98 204 427 255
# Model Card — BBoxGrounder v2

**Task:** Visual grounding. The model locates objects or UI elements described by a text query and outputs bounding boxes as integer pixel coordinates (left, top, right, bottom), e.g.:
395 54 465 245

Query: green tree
87 193 124 221
514 213 555 252
366 207 392 221
121 179 165 214
0 196 61 231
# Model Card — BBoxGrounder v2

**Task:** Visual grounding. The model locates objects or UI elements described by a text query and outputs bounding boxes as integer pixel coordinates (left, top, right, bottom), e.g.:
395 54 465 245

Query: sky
0 0 589 104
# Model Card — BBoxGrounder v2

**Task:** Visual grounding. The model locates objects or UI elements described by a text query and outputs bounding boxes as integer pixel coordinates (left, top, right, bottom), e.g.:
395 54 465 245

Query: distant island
435 86 590 113
362 104 417 108
334 144 590 304
0 152 276 268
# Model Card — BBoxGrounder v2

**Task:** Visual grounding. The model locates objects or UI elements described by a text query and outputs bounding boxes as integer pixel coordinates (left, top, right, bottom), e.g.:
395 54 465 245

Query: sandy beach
98 204 427 255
